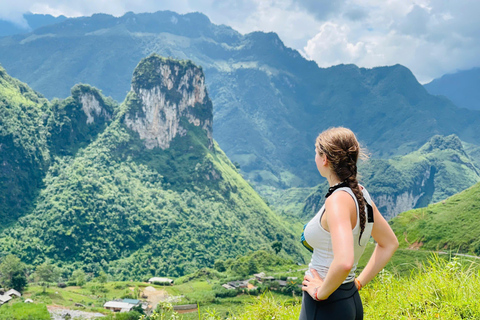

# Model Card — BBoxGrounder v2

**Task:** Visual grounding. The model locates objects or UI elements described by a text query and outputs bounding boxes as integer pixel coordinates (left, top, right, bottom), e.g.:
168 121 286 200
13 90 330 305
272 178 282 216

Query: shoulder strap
365 200 374 223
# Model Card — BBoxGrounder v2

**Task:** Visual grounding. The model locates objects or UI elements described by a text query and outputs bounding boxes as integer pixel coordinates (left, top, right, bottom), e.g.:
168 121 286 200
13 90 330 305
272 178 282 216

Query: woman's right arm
356 201 399 288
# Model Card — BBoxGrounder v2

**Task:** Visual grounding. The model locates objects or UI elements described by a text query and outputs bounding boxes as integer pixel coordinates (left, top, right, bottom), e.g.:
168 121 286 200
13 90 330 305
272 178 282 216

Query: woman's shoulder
325 188 357 208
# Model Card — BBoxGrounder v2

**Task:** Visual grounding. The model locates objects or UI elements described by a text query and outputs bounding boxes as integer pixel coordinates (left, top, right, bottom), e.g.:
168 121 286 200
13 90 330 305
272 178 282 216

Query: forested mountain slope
0 66 50 226
0 55 303 279
1 11 479 188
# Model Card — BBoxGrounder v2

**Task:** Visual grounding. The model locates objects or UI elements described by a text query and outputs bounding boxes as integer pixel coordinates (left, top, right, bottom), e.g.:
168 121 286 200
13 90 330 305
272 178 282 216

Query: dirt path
142 286 170 310
47 305 105 320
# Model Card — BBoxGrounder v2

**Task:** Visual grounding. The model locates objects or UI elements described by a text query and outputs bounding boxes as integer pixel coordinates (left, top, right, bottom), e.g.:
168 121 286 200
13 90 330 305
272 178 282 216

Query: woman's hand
302 269 325 300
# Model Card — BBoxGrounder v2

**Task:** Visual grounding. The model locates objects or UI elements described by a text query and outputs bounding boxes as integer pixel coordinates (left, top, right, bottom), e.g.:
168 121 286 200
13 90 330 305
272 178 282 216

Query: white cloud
302 0 480 82
304 22 367 67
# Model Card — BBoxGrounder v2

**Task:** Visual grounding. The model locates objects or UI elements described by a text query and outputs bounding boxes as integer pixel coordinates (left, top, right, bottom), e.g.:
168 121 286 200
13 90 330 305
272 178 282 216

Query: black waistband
318 281 357 304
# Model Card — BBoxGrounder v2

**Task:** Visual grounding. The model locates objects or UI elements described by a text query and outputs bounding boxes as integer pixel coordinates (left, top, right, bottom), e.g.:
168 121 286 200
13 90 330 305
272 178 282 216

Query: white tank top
303 186 374 283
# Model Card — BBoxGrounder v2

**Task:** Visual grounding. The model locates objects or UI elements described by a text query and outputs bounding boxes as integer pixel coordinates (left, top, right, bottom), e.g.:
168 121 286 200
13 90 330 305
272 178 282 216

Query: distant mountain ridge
424 68 480 111
0 11 479 189
0 55 303 278
0 13 67 37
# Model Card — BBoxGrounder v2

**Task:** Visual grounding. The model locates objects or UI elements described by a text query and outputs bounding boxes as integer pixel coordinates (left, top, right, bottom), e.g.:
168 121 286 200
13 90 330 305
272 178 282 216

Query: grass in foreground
190 254 480 320
0 303 50 320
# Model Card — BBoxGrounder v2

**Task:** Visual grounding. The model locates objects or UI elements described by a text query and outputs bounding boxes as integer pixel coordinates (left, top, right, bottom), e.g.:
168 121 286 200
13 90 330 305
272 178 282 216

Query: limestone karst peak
124 54 213 150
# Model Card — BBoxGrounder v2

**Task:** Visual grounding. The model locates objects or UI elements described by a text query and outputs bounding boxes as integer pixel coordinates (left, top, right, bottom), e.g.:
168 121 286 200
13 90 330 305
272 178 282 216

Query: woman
300 127 398 320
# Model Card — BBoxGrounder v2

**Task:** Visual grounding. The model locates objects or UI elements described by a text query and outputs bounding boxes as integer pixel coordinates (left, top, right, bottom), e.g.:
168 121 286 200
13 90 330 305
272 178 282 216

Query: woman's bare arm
356 201 399 288
302 191 356 300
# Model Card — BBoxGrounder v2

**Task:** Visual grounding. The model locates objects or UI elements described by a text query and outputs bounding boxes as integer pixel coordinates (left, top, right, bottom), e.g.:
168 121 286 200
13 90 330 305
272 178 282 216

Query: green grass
11 251 480 320
0 302 50 320
190 255 480 320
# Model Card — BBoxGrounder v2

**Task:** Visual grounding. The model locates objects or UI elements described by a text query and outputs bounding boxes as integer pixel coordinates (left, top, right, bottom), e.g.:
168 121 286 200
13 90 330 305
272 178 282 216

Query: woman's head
315 127 364 181
315 127 369 243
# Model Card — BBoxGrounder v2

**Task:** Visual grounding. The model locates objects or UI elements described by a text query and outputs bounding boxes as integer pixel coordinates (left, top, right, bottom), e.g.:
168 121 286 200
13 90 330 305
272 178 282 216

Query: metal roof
122 298 140 305
5 289 21 297
104 301 135 310
148 277 173 283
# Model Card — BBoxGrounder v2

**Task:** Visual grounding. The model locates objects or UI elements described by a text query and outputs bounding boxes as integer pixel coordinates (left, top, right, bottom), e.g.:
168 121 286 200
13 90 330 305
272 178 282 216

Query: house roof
104 301 135 310
5 289 21 297
0 295 12 303
122 298 140 305
148 277 173 283
222 284 235 290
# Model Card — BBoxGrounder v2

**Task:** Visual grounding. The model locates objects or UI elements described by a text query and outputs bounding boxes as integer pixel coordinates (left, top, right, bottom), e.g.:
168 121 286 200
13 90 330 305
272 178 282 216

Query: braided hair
316 127 368 242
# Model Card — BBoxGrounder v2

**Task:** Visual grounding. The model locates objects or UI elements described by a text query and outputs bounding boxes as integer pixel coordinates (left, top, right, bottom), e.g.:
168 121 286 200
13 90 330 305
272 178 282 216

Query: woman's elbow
338 258 354 273
386 236 399 253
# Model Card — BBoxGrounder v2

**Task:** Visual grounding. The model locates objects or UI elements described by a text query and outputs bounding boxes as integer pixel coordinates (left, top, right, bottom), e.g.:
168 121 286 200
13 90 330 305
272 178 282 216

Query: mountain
0 11 480 189
0 55 303 278
302 135 480 220
0 13 67 37
0 65 50 227
424 68 480 111
390 181 480 254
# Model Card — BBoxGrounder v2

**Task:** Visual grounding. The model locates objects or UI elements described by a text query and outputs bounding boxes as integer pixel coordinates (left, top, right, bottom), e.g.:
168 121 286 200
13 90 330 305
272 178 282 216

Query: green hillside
301 135 480 220
0 56 304 279
390 181 480 254
0 12 479 188
0 65 49 227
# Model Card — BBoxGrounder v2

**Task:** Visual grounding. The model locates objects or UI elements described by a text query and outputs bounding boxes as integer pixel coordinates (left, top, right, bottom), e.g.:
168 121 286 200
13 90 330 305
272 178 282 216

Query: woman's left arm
302 191 356 300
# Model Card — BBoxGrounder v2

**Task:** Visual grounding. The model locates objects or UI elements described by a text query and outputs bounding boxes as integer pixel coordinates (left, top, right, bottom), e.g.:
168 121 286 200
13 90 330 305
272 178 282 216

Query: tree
214 260 226 272
36 262 57 293
97 271 108 284
0 255 27 292
271 241 283 254
71 269 86 287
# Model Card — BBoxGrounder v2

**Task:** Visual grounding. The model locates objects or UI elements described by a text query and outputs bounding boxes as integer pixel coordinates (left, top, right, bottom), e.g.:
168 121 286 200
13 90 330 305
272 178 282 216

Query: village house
226 280 249 289
104 298 147 313
148 277 174 285
0 288 22 306
0 295 12 306
254 272 274 282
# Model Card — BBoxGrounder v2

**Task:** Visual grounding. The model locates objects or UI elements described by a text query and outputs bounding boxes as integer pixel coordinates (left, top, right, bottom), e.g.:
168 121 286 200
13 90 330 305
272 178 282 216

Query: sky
1 0 479 83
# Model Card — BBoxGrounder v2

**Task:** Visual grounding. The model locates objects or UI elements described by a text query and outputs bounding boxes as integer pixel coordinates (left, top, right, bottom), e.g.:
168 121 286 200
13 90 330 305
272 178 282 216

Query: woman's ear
322 155 328 167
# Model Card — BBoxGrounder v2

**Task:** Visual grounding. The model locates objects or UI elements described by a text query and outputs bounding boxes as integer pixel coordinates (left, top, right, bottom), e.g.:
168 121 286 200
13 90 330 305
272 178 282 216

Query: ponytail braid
316 127 369 244
346 175 366 242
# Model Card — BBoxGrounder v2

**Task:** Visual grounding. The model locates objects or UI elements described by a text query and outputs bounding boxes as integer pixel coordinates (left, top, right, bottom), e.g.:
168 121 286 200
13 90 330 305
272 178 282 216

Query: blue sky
1 0 479 83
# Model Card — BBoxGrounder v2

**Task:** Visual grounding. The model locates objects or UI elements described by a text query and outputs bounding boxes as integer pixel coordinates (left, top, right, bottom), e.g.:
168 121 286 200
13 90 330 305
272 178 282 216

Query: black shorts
299 281 363 320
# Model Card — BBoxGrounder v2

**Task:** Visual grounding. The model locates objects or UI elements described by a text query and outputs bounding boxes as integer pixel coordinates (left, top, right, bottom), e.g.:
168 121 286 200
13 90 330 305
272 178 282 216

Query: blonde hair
316 127 368 240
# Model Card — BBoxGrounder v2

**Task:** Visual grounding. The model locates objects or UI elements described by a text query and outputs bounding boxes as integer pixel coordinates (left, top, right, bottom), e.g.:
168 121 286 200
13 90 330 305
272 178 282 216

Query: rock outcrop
124 54 213 150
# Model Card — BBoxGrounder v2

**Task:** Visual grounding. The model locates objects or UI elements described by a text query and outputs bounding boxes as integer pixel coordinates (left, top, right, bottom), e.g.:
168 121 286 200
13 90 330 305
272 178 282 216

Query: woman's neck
326 172 342 187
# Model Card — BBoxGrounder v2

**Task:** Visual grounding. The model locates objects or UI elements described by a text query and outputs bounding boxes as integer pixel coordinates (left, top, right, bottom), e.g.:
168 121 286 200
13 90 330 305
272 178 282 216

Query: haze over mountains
1 11 479 192
0 13 67 37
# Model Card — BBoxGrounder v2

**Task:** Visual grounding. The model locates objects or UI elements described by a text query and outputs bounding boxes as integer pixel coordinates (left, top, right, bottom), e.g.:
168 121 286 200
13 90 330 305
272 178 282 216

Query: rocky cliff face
79 92 112 125
124 54 213 150
48 84 116 156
